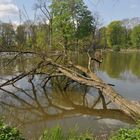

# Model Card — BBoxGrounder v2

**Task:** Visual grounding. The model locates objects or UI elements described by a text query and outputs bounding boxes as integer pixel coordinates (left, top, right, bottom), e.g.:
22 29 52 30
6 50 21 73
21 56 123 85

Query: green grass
40 125 95 140
40 124 140 140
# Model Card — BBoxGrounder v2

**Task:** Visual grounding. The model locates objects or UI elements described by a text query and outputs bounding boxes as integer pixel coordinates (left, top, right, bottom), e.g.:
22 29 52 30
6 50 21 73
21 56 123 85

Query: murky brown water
0 51 140 140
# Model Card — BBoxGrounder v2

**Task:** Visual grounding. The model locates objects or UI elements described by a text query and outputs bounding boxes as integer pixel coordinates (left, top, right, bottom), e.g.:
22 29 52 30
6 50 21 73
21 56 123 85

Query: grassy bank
0 120 140 140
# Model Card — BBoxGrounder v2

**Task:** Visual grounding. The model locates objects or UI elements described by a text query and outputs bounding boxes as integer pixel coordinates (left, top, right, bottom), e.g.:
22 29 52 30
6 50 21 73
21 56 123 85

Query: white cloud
0 0 12 4
0 0 19 17
130 4 137 9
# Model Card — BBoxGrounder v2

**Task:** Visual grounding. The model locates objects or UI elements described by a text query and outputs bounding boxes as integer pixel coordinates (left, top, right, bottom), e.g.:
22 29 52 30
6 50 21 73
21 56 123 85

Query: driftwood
0 51 140 122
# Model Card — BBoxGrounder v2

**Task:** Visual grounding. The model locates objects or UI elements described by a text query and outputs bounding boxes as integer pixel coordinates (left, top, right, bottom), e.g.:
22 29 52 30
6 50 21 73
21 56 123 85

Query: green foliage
40 126 63 140
74 1 95 40
106 21 127 48
51 0 95 49
110 127 140 140
98 27 107 48
51 0 75 48
0 3 139 51
16 25 27 48
40 125 94 140
112 45 120 51
0 120 25 140
125 29 132 48
27 24 37 48
36 24 48 50
0 23 15 49
131 25 140 48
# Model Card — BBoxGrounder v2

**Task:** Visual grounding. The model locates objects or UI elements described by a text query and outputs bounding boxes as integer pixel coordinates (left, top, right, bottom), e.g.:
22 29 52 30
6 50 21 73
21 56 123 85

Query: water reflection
96 52 140 100
100 52 140 78
0 74 135 139
0 52 139 139
1 52 140 78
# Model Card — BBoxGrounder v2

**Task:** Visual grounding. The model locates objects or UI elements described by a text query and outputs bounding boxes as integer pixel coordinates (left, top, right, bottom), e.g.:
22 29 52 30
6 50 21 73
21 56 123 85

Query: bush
112 45 120 51
40 125 94 140
0 120 25 140
110 127 140 140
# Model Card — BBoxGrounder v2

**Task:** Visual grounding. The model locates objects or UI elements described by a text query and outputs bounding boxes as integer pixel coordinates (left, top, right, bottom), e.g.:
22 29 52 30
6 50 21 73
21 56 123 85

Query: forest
0 1 140 52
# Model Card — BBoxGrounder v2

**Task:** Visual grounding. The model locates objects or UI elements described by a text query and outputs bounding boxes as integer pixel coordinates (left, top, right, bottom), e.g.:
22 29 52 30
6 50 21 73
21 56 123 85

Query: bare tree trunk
46 59 140 120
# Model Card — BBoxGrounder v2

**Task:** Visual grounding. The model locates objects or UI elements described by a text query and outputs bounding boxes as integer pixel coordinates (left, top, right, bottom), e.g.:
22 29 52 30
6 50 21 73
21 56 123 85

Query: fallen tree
0 50 140 121
44 56 140 120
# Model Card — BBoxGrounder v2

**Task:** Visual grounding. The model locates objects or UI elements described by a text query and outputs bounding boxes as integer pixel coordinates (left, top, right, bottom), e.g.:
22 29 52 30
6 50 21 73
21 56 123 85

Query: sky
0 0 140 26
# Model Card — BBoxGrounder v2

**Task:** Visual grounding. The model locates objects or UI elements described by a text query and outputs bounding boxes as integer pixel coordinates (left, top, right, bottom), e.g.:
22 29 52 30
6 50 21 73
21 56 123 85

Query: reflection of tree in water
0 51 139 139
0 74 135 126
0 55 38 75
129 53 140 78
100 53 124 78
100 52 140 78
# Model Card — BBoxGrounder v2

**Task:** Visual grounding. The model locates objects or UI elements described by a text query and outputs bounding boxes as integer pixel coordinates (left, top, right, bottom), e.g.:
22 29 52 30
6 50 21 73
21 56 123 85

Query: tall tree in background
51 0 95 49
36 24 49 50
74 1 95 40
131 25 140 49
98 27 107 49
51 0 75 48
0 23 15 49
23 21 37 49
34 0 52 48
106 21 127 50
16 25 27 48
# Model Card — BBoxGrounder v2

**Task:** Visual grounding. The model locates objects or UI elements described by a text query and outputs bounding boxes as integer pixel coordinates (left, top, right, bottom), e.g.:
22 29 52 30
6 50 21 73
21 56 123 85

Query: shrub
0 120 25 140
112 45 120 51
110 127 140 140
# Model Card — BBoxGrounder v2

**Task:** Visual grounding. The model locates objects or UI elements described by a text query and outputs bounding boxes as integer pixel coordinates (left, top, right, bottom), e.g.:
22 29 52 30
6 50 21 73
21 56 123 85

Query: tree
51 0 75 48
106 21 127 50
23 21 37 49
74 1 95 40
51 0 95 49
131 25 140 49
34 0 52 48
36 24 49 50
97 27 107 49
16 25 27 48
125 29 132 48
0 23 15 49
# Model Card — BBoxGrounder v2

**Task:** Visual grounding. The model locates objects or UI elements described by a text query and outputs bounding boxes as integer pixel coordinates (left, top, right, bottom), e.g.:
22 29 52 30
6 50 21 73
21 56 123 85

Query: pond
0 51 140 140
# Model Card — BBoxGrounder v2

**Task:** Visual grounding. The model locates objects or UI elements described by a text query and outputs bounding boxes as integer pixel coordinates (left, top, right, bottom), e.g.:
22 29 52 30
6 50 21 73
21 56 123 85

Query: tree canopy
0 1 140 51
131 25 140 49
106 21 127 49
0 23 15 49
51 0 95 49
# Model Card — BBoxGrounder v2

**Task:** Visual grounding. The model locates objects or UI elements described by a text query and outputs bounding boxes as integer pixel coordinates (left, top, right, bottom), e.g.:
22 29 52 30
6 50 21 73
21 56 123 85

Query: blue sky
86 0 140 25
0 0 140 25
